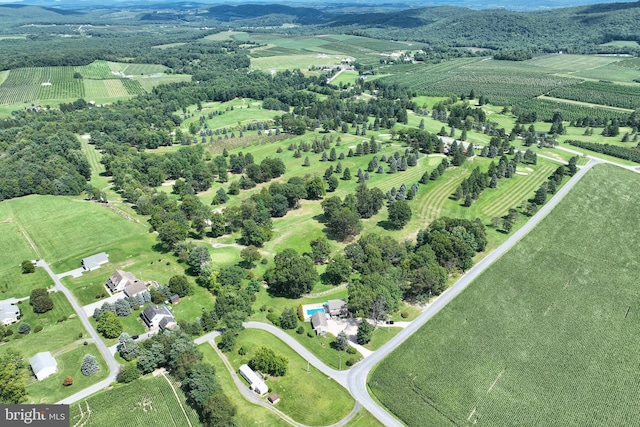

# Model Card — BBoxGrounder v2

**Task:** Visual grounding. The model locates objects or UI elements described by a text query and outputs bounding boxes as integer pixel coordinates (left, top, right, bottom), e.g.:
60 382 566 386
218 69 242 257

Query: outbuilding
82 252 109 271
239 364 269 395
29 352 57 381
0 301 20 325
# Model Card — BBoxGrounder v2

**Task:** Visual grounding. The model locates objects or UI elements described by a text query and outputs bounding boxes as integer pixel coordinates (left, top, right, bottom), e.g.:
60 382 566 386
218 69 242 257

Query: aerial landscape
0 0 639 426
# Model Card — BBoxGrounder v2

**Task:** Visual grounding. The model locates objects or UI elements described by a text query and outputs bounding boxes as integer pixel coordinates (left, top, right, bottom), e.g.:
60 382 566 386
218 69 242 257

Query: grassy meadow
224 328 355 425
370 164 640 426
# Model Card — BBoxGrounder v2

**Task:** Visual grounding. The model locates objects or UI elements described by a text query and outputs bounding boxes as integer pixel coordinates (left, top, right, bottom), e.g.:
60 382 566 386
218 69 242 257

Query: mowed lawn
0 195 147 272
370 164 640 426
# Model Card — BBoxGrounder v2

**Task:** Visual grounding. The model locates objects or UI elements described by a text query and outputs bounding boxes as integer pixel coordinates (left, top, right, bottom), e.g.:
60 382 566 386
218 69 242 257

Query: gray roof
159 316 176 330
327 299 346 312
124 281 147 297
82 252 109 270
311 312 328 328
0 301 20 323
29 352 57 376
142 305 172 320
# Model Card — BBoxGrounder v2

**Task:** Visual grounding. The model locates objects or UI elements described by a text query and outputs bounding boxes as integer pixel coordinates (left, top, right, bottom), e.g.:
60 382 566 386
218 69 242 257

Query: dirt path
161 372 193 427
15 219 42 259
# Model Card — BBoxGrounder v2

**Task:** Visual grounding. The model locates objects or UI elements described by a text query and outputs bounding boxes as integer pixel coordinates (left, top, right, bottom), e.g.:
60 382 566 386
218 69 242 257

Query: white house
239 364 268 395
141 305 176 329
106 270 140 293
0 301 20 325
29 352 57 381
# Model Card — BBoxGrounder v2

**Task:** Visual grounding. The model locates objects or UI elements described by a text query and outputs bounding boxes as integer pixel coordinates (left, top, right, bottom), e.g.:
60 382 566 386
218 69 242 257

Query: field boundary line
161 371 193 427
15 218 42 259
487 369 504 393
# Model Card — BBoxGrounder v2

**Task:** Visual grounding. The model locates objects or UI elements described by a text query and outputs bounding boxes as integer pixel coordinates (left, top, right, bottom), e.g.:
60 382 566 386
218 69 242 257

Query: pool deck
301 302 326 321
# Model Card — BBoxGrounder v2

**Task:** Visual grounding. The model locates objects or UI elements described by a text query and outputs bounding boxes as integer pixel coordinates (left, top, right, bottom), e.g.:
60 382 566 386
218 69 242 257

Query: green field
226 328 355 425
370 164 640 426
0 195 147 272
69 374 202 427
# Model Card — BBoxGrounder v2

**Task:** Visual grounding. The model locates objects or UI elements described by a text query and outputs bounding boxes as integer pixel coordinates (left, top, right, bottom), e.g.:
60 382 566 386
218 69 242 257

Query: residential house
29 352 57 381
141 305 175 329
124 281 147 298
0 301 20 325
239 364 269 395
82 252 109 271
106 270 140 293
311 311 328 335
327 299 347 317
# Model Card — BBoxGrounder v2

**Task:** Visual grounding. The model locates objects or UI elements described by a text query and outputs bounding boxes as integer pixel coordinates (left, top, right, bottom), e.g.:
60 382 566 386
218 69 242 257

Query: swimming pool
306 308 325 316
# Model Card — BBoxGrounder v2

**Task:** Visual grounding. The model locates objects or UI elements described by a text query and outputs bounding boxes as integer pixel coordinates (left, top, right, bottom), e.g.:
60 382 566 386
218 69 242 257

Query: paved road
36 260 122 404
345 158 600 426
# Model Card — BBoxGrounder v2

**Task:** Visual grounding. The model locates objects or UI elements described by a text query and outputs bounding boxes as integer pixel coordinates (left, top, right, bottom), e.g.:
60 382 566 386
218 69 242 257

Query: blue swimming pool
306 308 325 316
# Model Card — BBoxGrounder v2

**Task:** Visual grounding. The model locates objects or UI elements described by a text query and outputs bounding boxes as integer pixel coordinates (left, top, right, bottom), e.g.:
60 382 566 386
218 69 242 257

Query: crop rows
547 80 640 110
103 79 129 97
512 98 628 122
37 80 85 100
69 375 200 427
0 85 39 104
379 58 481 89
75 61 114 80
122 79 146 96
122 63 167 76
1 67 49 87
616 57 640 69
371 165 640 426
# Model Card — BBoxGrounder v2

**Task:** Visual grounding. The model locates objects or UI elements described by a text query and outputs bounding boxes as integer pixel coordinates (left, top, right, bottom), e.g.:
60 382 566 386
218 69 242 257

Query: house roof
239 364 265 386
124 281 147 297
327 299 346 312
82 252 109 270
29 352 57 375
142 305 172 320
0 301 20 322
110 270 137 285
311 312 327 328
159 316 177 330
169 294 180 303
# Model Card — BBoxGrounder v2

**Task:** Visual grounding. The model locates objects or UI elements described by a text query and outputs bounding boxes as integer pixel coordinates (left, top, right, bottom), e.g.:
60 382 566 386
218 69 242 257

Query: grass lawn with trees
27 343 108 404
199 342 289 427
226 328 355 425
2 292 87 356
370 164 640 426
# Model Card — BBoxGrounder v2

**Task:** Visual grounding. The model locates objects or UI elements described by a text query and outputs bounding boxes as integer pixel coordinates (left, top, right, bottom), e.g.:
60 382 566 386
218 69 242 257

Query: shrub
307 331 315 338
296 326 305 334
266 313 280 327
260 258 268 264
33 325 43 333
346 357 358 367
18 322 31 335
21 261 35 274
259 304 267 312
400 311 409 319
63 376 74 386
346 346 357 355
238 346 246 356
117 365 141 383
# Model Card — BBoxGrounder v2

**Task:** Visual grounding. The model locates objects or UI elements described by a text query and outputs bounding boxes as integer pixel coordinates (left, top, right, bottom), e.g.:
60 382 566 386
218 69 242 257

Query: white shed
239 364 269 395
29 352 58 381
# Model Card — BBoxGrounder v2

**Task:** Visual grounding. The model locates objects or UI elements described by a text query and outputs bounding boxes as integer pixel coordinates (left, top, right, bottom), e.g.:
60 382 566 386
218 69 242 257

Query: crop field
69 374 202 427
119 63 167 76
75 61 114 80
251 54 342 71
573 63 640 83
547 80 640 109
136 74 191 92
526 54 620 73
370 164 640 426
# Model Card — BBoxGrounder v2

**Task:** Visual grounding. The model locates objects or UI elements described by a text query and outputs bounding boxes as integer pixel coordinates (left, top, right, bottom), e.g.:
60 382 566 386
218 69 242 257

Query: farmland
0 61 189 105
68 374 202 427
370 164 640 426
